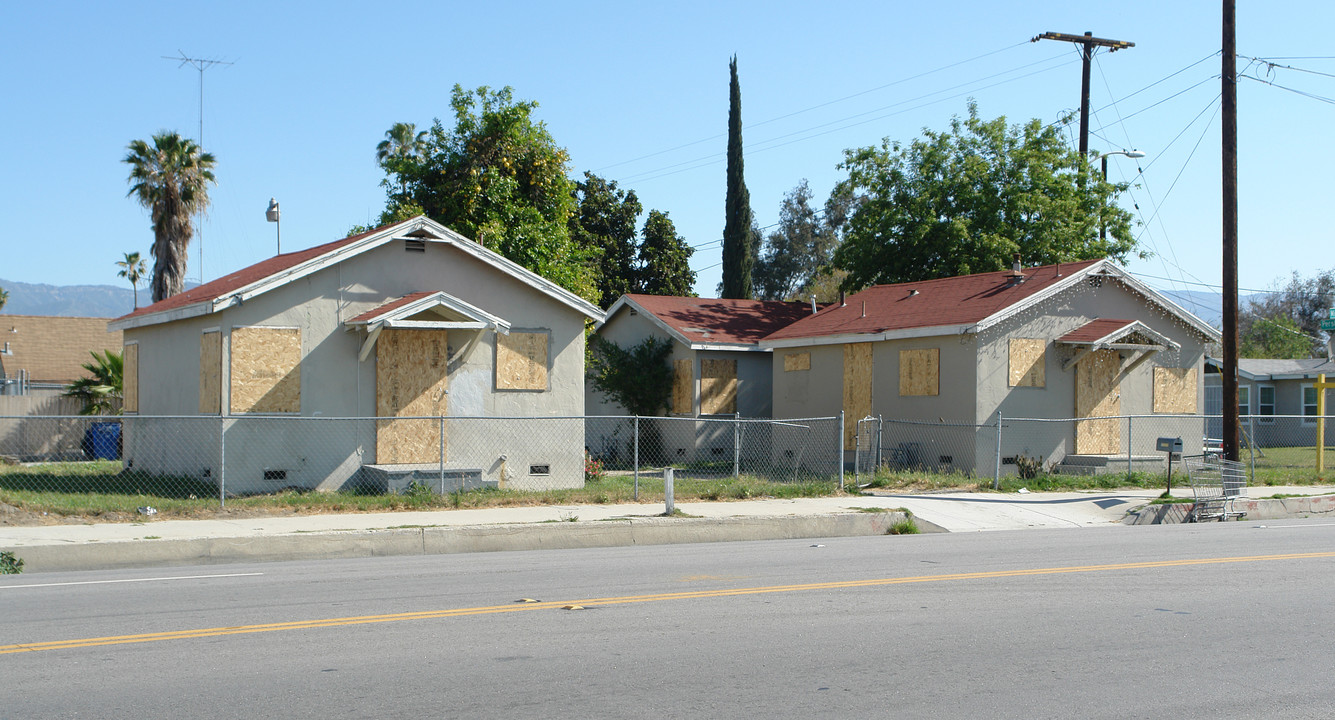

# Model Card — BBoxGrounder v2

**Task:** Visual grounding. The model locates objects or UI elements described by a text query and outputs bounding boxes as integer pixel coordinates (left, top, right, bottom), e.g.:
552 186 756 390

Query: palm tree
376 122 427 194
123 132 217 303
0 286 7 312
63 350 123 416
116 251 148 309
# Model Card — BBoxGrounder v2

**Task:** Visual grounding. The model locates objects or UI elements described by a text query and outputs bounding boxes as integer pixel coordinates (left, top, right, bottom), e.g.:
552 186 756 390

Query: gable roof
1057 318 1179 351
603 294 816 351
346 291 511 333
1207 356 1335 381
761 259 1220 347
108 217 603 331
0 315 123 384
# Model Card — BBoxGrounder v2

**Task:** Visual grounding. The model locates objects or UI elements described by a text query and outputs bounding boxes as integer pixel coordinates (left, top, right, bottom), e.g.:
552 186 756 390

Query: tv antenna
163 51 233 284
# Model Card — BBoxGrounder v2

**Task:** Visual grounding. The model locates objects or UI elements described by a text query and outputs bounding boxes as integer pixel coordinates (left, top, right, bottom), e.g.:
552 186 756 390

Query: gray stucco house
108 216 603 493
587 294 812 463
759 259 1221 474
1205 357 1335 448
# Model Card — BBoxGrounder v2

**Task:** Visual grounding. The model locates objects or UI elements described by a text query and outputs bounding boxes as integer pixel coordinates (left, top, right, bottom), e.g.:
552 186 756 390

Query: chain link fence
0 414 843 507
854 413 1335 486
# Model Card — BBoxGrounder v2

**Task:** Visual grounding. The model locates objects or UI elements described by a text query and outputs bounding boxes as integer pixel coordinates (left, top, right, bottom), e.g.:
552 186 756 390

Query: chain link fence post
218 415 226 508
993 411 1002 490
1127 416 1134 478
733 412 741 481
664 466 674 515
837 410 845 491
633 415 640 501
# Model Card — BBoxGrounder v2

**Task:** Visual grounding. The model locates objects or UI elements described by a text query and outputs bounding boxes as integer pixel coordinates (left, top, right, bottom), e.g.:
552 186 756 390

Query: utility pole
1222 1 1240 461
1031 31 1135 170
163 51 233 284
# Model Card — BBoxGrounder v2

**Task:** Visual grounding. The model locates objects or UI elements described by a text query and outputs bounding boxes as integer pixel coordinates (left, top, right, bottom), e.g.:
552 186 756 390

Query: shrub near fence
1 415 844 509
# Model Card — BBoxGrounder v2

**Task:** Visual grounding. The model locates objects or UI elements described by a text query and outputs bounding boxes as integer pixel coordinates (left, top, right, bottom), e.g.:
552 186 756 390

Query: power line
596 41 1032 174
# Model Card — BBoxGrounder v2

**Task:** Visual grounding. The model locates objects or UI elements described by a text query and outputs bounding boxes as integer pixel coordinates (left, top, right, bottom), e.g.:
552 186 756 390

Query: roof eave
107 301 215 332
761 324 974 349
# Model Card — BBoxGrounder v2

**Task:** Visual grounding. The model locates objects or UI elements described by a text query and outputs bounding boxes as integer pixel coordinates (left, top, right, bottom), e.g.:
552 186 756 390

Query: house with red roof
760 258 1220 474
107 216 603 494
588 294 814 462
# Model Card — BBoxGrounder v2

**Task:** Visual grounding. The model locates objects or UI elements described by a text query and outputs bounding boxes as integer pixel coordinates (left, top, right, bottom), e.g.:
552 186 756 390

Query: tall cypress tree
721 55 756 299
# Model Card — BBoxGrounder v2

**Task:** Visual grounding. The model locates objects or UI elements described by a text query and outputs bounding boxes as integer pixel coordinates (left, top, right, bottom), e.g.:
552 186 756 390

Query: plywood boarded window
843 343 873 450
122 342 138 413
672 358 693 414
700 358 737 415
784 352 810 372
1008 338 1046 388
199 330 221 414
495 331 548 391
1153 367 1198 413
899 348 939 396
230 327 301 413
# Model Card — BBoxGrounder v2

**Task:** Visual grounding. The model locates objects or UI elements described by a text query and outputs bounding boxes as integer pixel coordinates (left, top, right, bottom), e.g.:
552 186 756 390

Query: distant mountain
1155 289 1265 330
0 278 136 317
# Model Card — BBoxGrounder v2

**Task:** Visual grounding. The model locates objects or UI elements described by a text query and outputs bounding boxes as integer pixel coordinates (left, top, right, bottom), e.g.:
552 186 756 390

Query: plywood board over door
376 328 449 464
1075 348 1121 455
843 343 873 450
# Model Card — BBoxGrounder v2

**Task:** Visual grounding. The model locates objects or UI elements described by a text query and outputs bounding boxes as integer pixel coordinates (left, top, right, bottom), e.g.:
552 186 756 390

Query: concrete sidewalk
4 486 1333 573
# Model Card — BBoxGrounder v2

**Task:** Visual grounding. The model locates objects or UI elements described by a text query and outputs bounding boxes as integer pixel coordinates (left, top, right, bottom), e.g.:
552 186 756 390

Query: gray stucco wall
770 277 1215 474
586 308 776 466
121 237 590 494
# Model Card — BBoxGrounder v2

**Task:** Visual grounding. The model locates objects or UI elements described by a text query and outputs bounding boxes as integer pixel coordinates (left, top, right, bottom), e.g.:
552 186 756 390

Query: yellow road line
5 551 1333 655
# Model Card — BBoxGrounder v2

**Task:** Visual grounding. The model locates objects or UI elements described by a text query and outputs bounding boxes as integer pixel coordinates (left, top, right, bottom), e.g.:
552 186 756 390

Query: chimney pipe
810 296 817 315
840 291 846 307
1012 253 1022 274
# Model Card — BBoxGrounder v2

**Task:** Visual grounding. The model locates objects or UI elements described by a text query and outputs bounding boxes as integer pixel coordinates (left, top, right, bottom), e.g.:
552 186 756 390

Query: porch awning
1057 318 1179 372
346 291 511 362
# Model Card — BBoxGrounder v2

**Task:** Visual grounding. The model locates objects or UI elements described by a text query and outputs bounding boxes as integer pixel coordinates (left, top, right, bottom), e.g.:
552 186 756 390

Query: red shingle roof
620 294 817 346
112 224 389 324
763 260 1102 342
1057 318 1137 344
346 292 436 325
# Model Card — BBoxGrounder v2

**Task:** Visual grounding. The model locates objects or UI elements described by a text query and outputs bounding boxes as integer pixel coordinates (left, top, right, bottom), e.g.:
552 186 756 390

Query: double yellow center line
5 551 1332 655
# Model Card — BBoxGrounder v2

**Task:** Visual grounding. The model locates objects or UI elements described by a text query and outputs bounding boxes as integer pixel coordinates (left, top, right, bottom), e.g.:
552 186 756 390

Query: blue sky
2 1 1331 314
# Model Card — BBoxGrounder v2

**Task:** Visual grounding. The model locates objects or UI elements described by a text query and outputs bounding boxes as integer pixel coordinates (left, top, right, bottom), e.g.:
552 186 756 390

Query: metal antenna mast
163 51 232 284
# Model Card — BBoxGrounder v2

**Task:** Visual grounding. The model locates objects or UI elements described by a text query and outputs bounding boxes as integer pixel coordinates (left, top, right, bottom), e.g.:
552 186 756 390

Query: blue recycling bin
82 421 122 460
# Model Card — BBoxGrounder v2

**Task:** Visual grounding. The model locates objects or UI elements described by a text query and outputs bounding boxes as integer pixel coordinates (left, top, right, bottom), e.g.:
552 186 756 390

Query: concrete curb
14 511 943 573
1124 494 1335 525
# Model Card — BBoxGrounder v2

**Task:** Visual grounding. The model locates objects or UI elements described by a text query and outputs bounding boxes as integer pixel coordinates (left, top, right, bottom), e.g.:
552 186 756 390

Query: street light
1098 150 1145 241
266 198 281 254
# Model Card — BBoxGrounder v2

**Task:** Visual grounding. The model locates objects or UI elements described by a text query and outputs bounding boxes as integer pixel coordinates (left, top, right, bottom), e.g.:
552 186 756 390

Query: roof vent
1007 253 1026 285
405 238 427 253
908 289 919 297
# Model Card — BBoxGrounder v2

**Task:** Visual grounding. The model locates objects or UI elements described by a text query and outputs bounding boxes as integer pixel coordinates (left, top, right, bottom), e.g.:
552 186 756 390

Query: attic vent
264 469 287 481
405 239 427 253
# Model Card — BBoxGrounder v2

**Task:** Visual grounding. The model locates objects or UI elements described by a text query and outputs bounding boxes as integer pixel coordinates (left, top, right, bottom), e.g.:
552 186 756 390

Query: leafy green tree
63 350 123 416
381 86 595 303
637 210 695 297
123 132 217 302
570 172 642 307
0 286 7 312
376 122 427 195
1240 316 1317 359
116 251 147 309
1241 269 1334 357
721 56 758 299
587 336 674 416
832 101 1138 290
753 180 839 300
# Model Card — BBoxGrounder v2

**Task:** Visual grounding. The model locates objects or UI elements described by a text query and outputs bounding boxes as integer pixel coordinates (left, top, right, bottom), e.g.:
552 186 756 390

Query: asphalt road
4 520 1335 719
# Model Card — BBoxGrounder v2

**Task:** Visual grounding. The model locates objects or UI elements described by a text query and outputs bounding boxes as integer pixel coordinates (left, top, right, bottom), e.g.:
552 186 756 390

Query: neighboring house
107 216 603 493
588 294 813 462
1205 357 1335 447
759 259 1221 474
0 315 123 401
